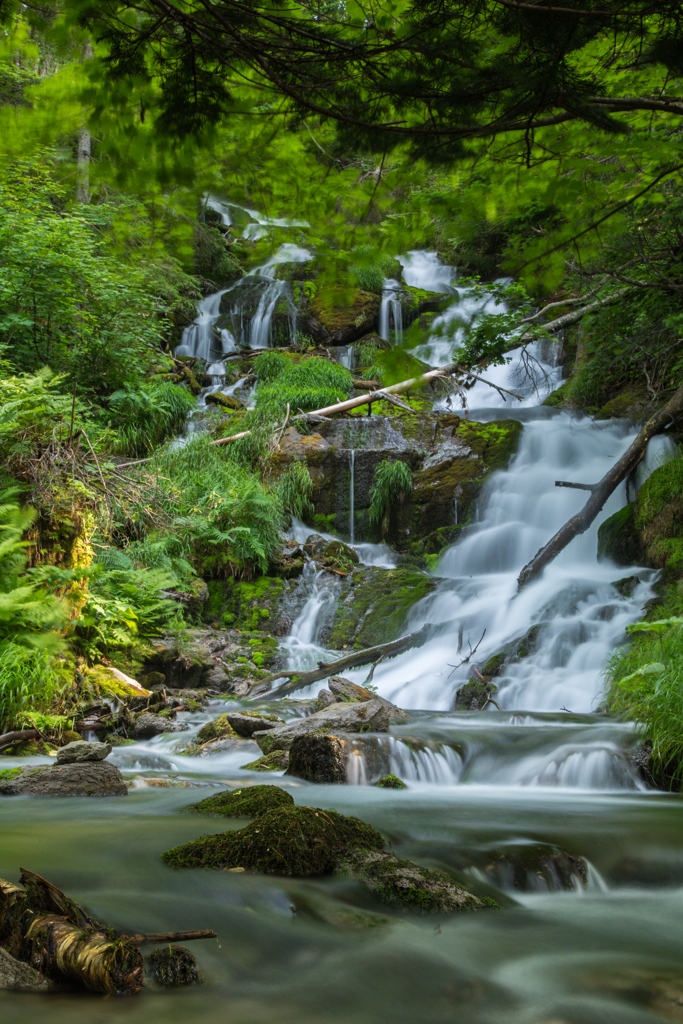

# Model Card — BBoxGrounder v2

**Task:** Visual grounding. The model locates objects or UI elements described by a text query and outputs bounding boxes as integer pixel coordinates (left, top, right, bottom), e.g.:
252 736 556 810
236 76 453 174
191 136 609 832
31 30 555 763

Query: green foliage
0 644 68 734
194 223 243 285
108 382 196 456
273 461 314 521
255 357 352 418
253 350 290 384
607 592 683 786
349 245 401 294
368 460 413 531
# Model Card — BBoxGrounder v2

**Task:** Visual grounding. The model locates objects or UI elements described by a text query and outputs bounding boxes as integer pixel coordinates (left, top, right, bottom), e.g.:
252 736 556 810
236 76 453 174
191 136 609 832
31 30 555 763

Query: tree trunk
517 383 683 589
76 41 94 204
254 621 452 697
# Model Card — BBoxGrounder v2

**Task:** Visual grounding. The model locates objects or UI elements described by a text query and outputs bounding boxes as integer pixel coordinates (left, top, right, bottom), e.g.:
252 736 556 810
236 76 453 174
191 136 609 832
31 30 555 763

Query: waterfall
378 280 403 344
349 449 355 545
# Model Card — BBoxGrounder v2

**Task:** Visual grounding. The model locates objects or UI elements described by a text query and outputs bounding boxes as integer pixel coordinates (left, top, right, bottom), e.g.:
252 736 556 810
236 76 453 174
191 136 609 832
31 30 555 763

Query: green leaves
626 618 683 636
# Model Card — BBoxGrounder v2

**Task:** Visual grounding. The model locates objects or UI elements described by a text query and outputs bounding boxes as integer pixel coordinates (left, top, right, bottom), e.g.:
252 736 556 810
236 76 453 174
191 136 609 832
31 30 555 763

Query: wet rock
286 734 346 783
163 805 385 875
270 539 304 579
185 784 294 817
56 740 112 764
328 676 409 721
375 774 407 789
454 677 498 711
321 540 359 573
597 502 644 566
240 750 290 772
196 714 237 743
254 699 390 754
338 849 496 913
205 391 243 410
0 947 56 992
612 575 641 597
327 567 437 650
225 712 283 738
315 688 336 711
303 533 327 560
142 631 217 688
134 712 189 738
463 843 589 892
149 946 201 987
309 287 381 345
0 762 127 797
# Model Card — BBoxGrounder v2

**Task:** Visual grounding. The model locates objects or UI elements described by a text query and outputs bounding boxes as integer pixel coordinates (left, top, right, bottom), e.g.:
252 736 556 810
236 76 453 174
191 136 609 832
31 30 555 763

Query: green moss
203 577 285 634
455 419 524 472
328 566 436 649
184 784 294 818
338 850 495 913
481 652 506 677
0 766 23 780
375 774 407 789
196 714 237 743
542 382 569 407
597 503 643 566
240 750 290 772
109 735 136 747
162 805 386 875
634 458 683 570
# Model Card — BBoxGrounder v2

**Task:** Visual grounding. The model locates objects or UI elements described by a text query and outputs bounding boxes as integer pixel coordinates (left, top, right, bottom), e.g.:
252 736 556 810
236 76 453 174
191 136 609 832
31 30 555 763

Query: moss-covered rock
240 749 290 772
375 774 407 789
184 784 294 818
309 287 381 344
203 577 286 633
635 459 683 571
337 850 497 913
454 677 498 711
597 503 644 566
197 714 237 743
162 805 386 875
328 566 436 650
286 733 346 783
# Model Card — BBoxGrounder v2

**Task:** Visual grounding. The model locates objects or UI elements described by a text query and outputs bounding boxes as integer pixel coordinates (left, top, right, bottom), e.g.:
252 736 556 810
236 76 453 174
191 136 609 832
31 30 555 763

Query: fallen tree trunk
125 928 217 945
254 621 453 697
0 869 214 995
0 729 39 753
517 383 683 589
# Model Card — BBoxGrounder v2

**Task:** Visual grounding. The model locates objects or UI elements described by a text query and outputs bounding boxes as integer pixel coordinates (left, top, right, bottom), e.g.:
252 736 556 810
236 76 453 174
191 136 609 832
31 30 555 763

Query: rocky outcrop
308 286 381 344
0 762 127 797
597 503 643 566
254 698 391 754
133 713 189 738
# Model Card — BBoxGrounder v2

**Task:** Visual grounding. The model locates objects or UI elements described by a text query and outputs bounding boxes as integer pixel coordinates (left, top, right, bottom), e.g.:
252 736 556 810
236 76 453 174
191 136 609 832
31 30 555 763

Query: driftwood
254 621 452 697
126 928 217 945
0 729 39 753
517 382 683 589
0 869 214 995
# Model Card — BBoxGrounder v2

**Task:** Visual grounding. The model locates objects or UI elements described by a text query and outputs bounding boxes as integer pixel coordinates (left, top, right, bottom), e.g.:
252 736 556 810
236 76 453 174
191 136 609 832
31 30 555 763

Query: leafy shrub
368 460 413 532
108 381 196 456
255 357 352 419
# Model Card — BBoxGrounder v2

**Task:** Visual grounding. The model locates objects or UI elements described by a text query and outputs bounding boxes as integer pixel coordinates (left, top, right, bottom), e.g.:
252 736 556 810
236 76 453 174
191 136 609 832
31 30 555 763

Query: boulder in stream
329 677 409 721
149 946 201 987
315 688 336 711
225 711 283 737
240 750 290 772
134 712 189 738
185 784 294 818
0 762 127 797
375 774 407 789
0 946 55 992
286 734 347 783
254 698 390 754
56 740 111 764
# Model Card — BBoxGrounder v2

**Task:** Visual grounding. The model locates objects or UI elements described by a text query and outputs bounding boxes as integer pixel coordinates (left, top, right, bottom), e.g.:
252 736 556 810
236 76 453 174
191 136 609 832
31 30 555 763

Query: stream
3 227 683 1024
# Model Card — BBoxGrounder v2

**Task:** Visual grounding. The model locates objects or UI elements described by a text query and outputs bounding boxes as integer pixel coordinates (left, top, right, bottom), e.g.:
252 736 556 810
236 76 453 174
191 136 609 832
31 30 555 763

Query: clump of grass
349 245 401 294
368 460 413 532
108 382 196 457
254 356 352 419
605 592 683 786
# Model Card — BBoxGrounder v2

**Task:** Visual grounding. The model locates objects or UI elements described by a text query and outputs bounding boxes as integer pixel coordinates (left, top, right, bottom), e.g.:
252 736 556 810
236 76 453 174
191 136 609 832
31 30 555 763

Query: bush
108 382 196 456
368 460 413 532
254 357 352 419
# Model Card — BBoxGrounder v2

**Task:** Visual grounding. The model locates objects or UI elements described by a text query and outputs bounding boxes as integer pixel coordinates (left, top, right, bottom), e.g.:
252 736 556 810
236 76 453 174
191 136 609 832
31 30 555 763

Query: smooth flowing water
3 248 683 1024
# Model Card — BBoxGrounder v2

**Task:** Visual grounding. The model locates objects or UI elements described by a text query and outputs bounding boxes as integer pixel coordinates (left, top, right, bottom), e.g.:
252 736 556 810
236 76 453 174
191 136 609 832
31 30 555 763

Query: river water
2 245 683 1024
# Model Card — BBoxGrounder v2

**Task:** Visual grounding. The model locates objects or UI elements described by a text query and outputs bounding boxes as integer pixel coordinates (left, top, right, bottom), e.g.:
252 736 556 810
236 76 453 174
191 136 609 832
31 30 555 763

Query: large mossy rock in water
0 762 127 797
162 805 385 875
327 566 436 649
597 503 644 566
184 784 294 818
286 733 347 783
308 287 381 344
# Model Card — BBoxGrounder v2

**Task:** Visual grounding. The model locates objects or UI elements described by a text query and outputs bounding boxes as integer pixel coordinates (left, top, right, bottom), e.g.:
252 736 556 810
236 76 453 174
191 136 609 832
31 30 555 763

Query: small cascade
378 280 403 344
176 288 234 362
280 563 339 674
349 449 355 545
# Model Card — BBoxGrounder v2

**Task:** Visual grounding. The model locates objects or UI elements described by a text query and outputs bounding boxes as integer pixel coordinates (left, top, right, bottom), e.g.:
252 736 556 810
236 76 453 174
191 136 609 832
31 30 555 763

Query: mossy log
518 382 683 589
0 869 214 995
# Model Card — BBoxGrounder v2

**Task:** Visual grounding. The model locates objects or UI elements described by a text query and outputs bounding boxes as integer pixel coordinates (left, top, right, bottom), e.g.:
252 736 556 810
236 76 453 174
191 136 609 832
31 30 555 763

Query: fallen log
254 621 453 697
517 382 683 589
0 729 39 753
0 869 215 995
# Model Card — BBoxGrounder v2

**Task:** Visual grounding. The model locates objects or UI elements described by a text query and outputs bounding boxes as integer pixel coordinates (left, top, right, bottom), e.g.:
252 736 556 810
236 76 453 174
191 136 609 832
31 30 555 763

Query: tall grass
368 460 413 532
108 381 196 456
254 355 352 419
0 644 67 733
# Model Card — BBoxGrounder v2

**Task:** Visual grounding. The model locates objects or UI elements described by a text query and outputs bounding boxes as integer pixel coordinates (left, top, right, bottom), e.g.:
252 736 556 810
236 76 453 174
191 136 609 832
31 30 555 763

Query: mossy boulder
337 850 497 913
375 774 407 789
321 540 359 574
197 714 237 743
286 733 347 783
597 503 644 566
185 784 294 818
309 287 381 344
162 805 386 875
454 677 498 711
240 750 290 772
328 566 436 650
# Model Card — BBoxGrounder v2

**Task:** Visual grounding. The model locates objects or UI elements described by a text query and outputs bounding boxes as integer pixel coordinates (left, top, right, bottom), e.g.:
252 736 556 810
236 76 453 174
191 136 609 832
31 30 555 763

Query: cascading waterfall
378 279 403 344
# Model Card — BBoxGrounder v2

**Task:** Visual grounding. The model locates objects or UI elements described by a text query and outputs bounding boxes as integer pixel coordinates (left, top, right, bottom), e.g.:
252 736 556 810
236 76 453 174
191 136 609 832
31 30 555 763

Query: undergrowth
368 460 413 533
254 354 352 418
